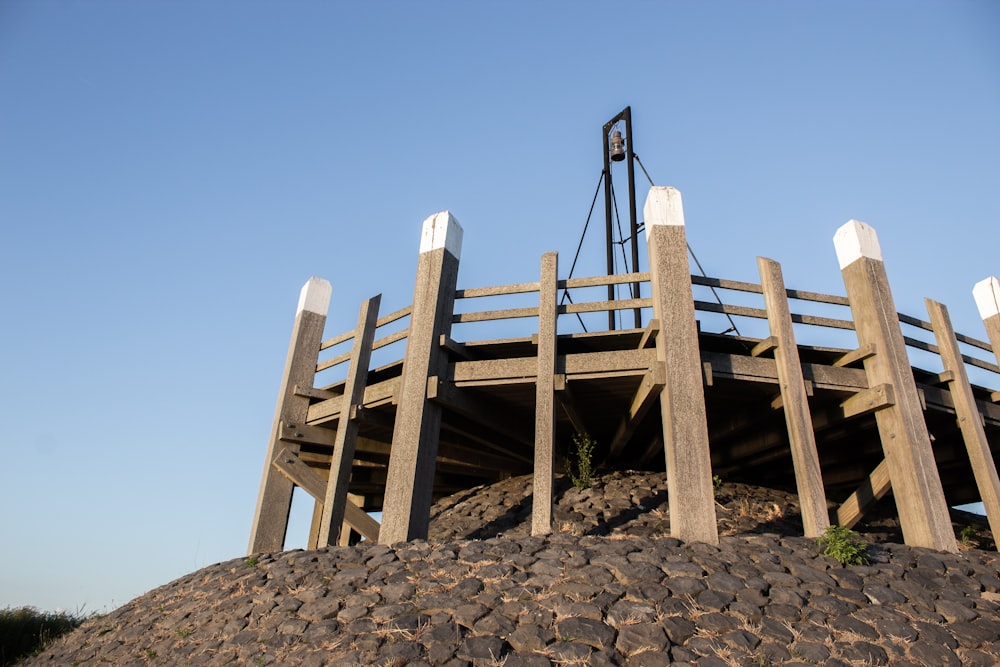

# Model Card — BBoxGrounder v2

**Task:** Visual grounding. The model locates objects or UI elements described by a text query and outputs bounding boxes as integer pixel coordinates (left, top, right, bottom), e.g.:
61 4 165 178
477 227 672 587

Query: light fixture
609 130 626 162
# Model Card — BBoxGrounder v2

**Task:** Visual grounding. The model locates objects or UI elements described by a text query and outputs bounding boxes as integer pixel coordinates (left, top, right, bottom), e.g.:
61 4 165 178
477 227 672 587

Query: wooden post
834 220 956 552
926 297 1000 544
974 277 1000 361
757 257 830 538
532 252 558 536
379 211 463 544
644 187 719 545
248 277 332 554
318 295 381 546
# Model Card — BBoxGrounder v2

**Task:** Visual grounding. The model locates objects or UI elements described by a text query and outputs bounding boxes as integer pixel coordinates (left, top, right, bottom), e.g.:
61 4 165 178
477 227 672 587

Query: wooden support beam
638 319 660 349
532 252 558 536
645 187 718 545
439 334 476 360
837 459 892 529
608 363 666 458
381 212 462 544
840 383 895 419
554 374 590 436
307 376 400 424
835 220 956 552
249 277 331 555
279 421 335 447
337 494 362 546
319 295 381 546
271 451 382 544
927 297 1000 547
343 495 381 543
294 385 339 400
750 336 778 358
833 344 877 368
427 377 534 453
450 348 657 385
272 446 327 499
758 256 829 538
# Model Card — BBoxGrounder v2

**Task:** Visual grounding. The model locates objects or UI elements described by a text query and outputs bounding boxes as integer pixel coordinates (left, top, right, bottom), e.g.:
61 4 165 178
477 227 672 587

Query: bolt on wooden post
248 277 332 555
834 220 956 552
644 186 719 545
379 211 463 545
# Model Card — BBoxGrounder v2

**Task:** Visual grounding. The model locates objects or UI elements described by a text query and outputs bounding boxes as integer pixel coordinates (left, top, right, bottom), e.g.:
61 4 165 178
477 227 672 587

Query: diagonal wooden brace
608 363 666 457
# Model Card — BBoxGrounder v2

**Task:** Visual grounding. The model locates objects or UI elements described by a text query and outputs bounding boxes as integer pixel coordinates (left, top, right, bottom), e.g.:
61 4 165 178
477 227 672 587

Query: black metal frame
602 106 641 330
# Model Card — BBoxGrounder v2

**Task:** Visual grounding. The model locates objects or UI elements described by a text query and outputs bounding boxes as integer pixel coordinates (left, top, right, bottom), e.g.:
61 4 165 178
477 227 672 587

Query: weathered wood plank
608 363 666 458
645 186 718 545
456 281 540 298
306 377 400 424
249 277 331 555
835 220 956 551
553 375 590 436
840 384 895 419
451 348 657 384
758 256 829 538
833 344 877 368
320 295 381 546
750 336 778 358
927 297 1000 547
426 377 534 454
532 252 558 536
638 319 660 349
381 212 463 544
837 459 892 529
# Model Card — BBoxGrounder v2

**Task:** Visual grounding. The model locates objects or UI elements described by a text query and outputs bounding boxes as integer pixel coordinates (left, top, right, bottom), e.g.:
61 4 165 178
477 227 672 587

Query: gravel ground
25 471 1000 666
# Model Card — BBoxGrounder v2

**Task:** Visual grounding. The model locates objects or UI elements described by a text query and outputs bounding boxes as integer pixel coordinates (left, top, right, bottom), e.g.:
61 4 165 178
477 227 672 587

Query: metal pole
602 120 616 330
623 107 641 329
603 106 641 331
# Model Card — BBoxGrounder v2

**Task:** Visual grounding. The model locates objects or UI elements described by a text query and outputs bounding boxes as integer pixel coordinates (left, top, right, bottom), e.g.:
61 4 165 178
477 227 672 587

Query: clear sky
2 1 998 614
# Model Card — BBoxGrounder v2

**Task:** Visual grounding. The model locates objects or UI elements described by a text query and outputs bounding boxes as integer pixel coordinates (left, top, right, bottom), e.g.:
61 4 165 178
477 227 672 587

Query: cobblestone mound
26 472 1000 666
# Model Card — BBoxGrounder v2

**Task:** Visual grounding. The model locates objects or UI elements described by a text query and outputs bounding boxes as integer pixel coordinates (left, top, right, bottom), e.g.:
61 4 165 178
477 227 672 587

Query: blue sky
2 1 998 613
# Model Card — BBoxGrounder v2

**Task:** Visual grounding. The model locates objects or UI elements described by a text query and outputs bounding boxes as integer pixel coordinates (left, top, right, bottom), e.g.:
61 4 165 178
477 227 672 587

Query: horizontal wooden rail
563 298 651 315
313 268 998 386
317 328 410 373
456 282 540 299
453 307 539 324
562 272 650 290
691 275 762 294
789 313 856 330
319 305 411 351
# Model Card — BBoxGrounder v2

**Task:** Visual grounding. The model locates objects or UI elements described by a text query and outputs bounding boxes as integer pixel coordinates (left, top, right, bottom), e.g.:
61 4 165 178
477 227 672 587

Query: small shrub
959 524 979 549
0 606 87 666
565 432 595 490
245 556 260 568
816 524 869 566
713 475 723 492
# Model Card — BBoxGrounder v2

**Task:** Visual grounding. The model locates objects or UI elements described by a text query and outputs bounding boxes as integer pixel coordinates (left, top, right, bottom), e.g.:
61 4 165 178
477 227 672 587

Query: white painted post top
643 186 685 237
973 276 1000 319
419 210 463 259
297 276 333 315
834 219 883 269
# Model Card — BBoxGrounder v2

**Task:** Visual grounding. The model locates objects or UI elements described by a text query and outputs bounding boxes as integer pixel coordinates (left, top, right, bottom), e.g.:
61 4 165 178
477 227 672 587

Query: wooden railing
313 267 999 391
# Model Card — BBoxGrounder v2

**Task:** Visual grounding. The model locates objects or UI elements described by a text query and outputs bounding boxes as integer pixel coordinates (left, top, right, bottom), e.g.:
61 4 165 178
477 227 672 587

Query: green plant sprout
816 524 869 566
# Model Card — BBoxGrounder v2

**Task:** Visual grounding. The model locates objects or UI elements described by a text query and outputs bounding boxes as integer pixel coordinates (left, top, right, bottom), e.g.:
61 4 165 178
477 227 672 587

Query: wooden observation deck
250 187 1000 555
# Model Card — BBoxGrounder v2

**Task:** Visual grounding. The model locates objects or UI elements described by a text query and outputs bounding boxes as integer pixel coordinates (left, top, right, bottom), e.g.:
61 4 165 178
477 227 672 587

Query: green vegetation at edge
1 606 89 666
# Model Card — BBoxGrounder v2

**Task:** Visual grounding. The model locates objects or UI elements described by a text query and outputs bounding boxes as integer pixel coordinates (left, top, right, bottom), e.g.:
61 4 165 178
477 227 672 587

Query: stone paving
26 471 1000 666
